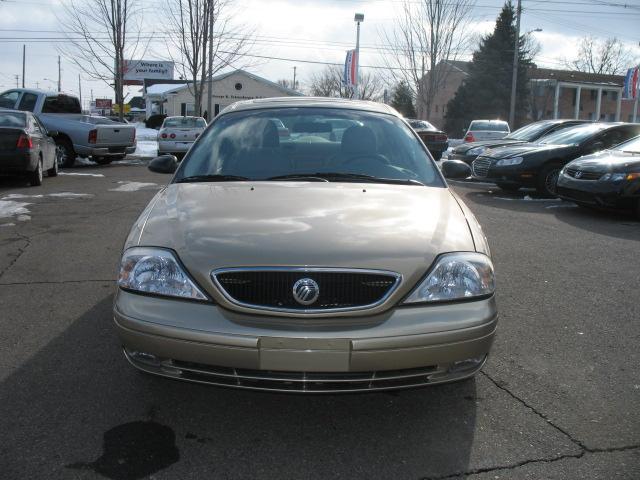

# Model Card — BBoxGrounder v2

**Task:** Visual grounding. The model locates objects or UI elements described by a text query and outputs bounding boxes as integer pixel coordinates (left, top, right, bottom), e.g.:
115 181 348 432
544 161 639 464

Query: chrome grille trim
472 157 492 177
210 267 402 314
565 168 602 180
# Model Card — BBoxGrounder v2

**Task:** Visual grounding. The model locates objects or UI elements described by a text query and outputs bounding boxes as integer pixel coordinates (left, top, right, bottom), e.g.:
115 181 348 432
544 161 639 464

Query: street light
354 13 364 99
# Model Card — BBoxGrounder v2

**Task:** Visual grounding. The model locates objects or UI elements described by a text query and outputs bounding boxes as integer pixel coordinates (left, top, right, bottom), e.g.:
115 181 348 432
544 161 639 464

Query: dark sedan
0 110 58 186
407 119 448 160
446 119 588 165
557 135 640 218
471 123 640 196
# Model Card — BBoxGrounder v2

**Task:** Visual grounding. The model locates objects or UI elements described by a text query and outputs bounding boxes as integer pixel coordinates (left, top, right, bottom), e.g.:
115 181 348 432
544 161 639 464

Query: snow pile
0 200 31 219
132 123 159 158
109 181 159 192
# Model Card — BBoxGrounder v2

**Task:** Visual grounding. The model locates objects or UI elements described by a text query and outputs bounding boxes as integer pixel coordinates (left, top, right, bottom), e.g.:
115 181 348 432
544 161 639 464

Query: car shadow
0 295 478 480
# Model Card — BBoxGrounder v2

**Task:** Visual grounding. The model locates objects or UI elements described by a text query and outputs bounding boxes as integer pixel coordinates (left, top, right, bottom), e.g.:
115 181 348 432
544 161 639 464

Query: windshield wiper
268 172 425 186
175 174 249 183
265 174 329 182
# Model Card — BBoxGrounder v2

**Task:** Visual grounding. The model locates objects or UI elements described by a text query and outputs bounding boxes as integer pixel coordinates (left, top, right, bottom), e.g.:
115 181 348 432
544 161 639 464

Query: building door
214 104 220 116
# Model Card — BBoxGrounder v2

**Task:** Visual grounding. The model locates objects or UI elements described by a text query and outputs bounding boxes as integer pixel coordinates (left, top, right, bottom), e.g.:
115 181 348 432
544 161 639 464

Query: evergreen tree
390 81 417 118
444 2 533 135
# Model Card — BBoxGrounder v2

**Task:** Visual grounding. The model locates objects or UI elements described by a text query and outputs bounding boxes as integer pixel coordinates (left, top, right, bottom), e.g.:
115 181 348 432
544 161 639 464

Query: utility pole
292 66 297 90
206 0 214 120
354 13 364 99
78 74 82 111
57 56 61 92
508 0 522 128
22 45 25 88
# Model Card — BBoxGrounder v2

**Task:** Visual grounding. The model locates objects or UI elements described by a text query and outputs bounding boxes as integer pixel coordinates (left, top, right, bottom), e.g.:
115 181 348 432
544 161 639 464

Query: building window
590 90 596 100
435 105 439 113
588 112 594 120
611 91 618 101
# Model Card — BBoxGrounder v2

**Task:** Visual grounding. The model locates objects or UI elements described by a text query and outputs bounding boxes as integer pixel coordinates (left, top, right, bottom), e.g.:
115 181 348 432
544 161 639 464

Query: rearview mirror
148 155 178 174
441 160 472 180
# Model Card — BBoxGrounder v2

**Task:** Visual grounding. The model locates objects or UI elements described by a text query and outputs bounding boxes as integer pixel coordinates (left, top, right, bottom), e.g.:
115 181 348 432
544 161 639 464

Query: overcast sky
0 0 639 106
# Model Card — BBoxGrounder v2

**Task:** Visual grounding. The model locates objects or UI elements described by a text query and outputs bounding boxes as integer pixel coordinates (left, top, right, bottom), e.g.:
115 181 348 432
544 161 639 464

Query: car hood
132 182 476 299
453 139 522 154
566 150 640 172
484 142 575 159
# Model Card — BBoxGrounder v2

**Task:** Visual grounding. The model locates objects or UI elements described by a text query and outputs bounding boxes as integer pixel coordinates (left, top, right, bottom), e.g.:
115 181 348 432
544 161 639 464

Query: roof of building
143 69 303 97
444 60 471 74
220 96 399 116
527 67 623 86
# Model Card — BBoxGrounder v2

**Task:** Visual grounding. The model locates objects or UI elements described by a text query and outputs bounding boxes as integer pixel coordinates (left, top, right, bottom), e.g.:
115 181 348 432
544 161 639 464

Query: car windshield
614 135 640 154
408 120 435 130
0 111 26 127
174 107 443 187
538 124 607 145
163 117 206 128
505 121 555 141
469 121 509 131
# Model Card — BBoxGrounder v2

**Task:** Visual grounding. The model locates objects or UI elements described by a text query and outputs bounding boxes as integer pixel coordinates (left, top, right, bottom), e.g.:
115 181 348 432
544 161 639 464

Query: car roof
1 87 69 97
165 116 203 120
220 97 400 116
470 119 508 124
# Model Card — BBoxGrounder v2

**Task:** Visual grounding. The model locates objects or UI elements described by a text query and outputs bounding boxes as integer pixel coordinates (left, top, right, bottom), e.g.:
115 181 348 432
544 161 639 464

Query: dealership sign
95 98 112 108
123 60 174 85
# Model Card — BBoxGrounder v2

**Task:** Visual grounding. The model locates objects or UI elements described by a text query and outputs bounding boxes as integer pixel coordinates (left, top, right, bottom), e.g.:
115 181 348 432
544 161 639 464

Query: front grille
565 168 602 180
472 157 492 177
212 268 401 313
165 359 441 392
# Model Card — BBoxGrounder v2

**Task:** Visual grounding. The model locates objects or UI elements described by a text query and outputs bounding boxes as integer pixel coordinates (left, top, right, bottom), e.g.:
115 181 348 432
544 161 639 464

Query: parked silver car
115 97 497 392
157 116 207 158
464 120 510 143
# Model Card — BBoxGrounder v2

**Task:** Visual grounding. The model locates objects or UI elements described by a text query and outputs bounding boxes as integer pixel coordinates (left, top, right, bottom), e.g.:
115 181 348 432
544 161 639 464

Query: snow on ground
58 172 104 177
0 200 31 219
133 122 159 158
109 181 159 192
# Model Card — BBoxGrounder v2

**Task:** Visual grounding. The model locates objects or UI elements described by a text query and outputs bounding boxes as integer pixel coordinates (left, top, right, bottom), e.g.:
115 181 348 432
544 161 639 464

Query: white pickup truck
0 89 136 167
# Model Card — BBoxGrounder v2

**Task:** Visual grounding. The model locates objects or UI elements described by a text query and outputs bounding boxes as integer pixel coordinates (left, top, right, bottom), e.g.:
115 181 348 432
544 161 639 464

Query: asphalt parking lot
1 162 638 480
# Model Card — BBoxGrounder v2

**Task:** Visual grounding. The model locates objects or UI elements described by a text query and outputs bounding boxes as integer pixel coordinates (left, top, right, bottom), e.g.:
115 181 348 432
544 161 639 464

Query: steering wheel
342 153 389 166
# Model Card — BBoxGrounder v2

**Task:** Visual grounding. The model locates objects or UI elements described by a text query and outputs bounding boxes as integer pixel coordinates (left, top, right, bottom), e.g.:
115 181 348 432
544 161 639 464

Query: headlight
495 157 523 166
467 146 486 156
118 247 208 300
403 252 495 304
599 173 626 182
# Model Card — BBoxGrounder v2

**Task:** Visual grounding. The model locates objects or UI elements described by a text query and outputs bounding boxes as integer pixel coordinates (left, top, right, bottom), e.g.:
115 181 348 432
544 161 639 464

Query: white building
143 70 302 119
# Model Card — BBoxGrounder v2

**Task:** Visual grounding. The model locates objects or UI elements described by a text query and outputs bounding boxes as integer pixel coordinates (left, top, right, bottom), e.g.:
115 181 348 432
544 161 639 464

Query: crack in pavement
0 231 32 280
420 444 640 480
418 371 639 480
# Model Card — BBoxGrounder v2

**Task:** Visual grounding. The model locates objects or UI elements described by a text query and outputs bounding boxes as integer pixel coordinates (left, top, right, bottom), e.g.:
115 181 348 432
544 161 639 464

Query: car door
31 115 54 169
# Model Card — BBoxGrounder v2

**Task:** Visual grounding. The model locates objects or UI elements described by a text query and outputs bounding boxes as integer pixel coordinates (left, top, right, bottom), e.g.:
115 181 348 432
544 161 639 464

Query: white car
158 116 207 158
464 120 510 143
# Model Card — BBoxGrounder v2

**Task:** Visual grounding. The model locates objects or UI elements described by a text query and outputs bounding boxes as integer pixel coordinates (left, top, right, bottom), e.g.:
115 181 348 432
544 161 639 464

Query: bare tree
277 79 298 90
381 0 475 119
563 36 636 75
308 65 384 101
57 0 146 119
166 0 254 117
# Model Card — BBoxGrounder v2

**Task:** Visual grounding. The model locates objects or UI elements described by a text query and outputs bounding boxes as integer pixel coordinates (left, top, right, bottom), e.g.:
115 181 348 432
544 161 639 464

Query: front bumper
556 174 635 208
472 158 535 186
114 289 498 392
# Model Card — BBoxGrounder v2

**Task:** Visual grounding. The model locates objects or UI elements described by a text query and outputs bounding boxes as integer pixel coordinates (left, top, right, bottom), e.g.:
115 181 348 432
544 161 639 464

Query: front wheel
536 164 561 197
29 158 43 186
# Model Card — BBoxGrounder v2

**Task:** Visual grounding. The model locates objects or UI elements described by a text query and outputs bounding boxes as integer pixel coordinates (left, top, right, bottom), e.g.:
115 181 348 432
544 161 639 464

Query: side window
33 116 47 135
599 129 626 149
0 91 19 108
18 93 38 112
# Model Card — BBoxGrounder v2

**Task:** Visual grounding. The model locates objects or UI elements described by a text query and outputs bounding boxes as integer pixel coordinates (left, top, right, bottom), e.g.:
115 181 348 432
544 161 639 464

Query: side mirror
441 160 472 180
47 130 59 137
148 155 178 174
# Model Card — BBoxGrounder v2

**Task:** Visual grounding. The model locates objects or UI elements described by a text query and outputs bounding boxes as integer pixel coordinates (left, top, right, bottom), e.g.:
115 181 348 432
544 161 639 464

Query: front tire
29 158 43 186
55 138 76 168
536 164 561 197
